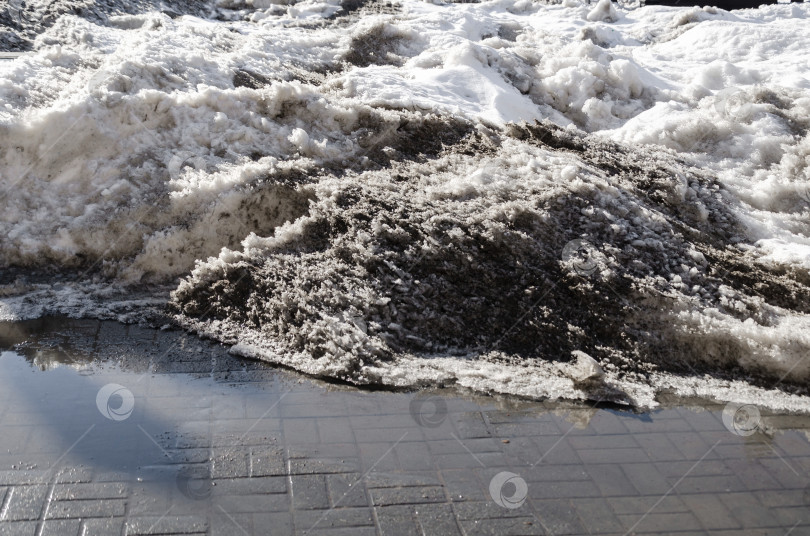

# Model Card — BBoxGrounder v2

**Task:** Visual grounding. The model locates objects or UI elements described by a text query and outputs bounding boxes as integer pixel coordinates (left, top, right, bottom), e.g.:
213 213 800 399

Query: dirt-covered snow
1 0 809 410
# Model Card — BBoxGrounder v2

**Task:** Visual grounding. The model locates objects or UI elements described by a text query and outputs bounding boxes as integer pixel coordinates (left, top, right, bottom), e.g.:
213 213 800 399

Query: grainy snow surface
1 0 809 410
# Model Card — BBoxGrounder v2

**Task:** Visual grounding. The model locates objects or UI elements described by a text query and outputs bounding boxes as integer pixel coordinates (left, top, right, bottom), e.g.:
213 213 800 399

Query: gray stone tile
607 495 688 515
358 443 401 472
281 402 349 419
680 494 741 530
250 447 286 476
54 468 94 485
755 457 806 489
211 396 246 420
571 497 625 534
41 519 82 536
210 511 253 535
365 472 440 489
657 459 731 478
458 516 545 535
354 428 417 444
725 459 782 491
291 475 330 510
0 471 48 487
769 506 809 528
52 482 127 501
370 486 445 506
251 512 292 534
374 505 421 536
435 453 488 470
305 527 377 536
569 434 639 450
522 464 590 483
454 413 491 439
211 450 250 479
452 501 528 520
413 503 463 535
80 518 125 536
0 521 38 536
46 499 126 519
326 474 369 508
676 475 747 494
534 499 588 535
125 515 208 535
577 447 650 464
289 457 359 476
293 507 374 529
211 476 287 496
528 437 582 465
427 438 505 456
1 485 48 521
625 415 692 433
283 419 320 444
621 463 672 495
217 493 291 513
350 415 416 430
500 437 543 466
288 444 359 460
633 433 685 462
666 432 718 460
584 464 637 497
526 480 602 500
754 489 806 508
439 469 487 502
392 443 433 472
709 530 798 536
586 411 630 435
617 511 704 534
316 418 355 444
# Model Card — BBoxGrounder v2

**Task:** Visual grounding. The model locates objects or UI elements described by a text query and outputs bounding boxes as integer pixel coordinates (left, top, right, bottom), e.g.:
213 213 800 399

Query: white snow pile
1 0 809 410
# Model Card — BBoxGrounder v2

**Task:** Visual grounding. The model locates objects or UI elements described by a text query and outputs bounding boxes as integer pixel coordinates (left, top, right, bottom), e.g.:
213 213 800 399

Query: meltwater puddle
0 317 809 535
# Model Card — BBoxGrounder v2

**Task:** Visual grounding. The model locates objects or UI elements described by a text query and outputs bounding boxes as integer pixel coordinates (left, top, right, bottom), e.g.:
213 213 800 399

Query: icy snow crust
1 0 810 410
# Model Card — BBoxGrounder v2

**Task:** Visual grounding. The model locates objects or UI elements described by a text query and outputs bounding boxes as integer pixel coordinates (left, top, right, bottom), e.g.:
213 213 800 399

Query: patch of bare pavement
0 318 807 535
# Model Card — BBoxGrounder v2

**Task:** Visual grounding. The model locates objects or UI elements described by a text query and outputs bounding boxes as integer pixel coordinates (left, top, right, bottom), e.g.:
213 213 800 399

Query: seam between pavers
369 501 383 536
286 453 297 533
524 496 554 536
435 462 466 536
36 473 59 534
120 472 133 536
0 486 14 520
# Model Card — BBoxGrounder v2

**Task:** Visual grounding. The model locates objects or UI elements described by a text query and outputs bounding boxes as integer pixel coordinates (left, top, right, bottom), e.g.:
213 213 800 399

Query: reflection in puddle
0 318 809 534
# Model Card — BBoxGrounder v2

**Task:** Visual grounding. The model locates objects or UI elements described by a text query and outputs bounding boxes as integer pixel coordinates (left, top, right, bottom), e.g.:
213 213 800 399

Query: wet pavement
0 317 809 535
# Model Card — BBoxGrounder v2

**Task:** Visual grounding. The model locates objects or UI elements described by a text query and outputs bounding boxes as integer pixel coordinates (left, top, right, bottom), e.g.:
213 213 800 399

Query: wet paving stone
0 318 809 535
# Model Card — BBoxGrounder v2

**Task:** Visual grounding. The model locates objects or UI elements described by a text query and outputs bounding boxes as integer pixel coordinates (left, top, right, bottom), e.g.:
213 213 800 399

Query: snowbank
1 0 809 409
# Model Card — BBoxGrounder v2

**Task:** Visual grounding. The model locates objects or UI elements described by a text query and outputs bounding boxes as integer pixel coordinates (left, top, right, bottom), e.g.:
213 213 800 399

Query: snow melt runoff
1 0 810 410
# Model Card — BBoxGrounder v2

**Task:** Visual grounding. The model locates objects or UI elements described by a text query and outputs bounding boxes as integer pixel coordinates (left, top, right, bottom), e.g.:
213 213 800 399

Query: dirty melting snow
1 0 810 410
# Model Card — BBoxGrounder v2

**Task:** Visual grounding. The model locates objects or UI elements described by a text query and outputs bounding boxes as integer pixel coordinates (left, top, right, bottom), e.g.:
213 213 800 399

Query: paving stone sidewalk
0 318 809 535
